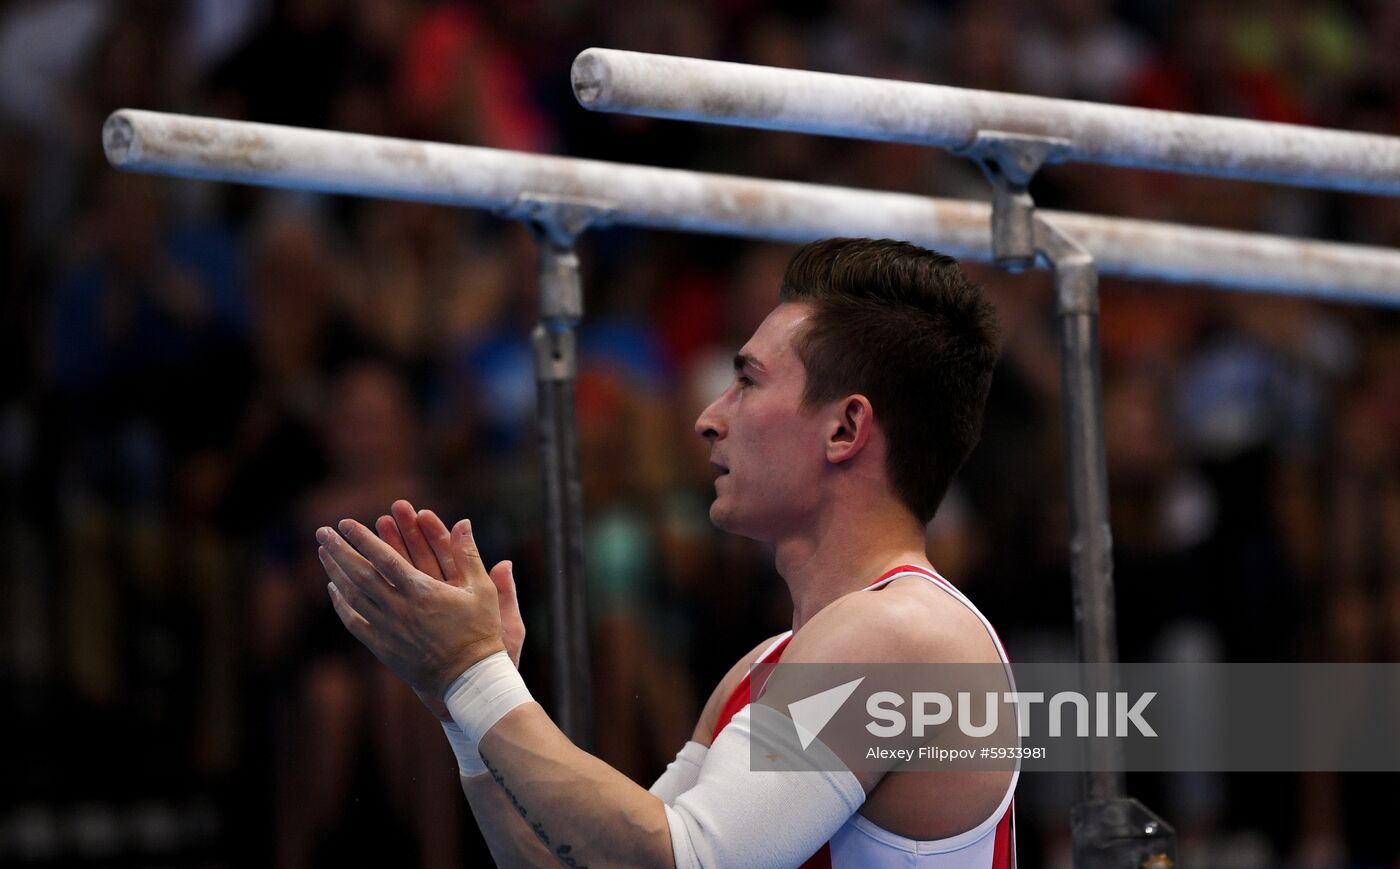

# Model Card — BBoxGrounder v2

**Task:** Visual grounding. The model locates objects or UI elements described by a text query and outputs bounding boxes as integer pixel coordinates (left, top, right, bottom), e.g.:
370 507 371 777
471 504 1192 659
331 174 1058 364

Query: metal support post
962 133 1177 868
503 193 616 749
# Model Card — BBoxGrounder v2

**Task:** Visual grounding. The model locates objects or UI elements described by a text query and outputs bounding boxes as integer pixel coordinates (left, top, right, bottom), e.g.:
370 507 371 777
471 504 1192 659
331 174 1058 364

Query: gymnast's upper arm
665 702 868 868
690 634 786 747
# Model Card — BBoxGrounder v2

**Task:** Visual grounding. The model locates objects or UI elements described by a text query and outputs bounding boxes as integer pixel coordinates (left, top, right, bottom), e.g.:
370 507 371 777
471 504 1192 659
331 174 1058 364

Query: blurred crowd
0 0 1397 866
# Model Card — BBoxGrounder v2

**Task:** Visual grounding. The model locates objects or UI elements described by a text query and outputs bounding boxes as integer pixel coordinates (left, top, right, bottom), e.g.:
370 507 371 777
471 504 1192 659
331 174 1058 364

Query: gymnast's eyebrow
734 353 766 373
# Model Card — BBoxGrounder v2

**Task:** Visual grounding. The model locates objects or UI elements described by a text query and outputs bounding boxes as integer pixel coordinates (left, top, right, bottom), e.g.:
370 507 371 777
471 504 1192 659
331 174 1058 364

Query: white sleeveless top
733 564 1019 869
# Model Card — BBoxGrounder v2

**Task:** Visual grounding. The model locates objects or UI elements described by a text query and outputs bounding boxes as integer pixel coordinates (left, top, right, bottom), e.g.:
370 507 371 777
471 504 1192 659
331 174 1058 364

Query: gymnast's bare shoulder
782 577 1013 841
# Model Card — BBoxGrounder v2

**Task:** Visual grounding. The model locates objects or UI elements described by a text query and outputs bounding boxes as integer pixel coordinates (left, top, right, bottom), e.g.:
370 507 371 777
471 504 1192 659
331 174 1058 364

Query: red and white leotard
709 565 1018 869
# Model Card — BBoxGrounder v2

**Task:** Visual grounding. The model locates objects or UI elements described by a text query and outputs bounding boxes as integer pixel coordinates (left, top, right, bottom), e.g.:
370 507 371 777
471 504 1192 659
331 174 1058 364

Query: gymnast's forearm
459 769 566 866
476 703 675 868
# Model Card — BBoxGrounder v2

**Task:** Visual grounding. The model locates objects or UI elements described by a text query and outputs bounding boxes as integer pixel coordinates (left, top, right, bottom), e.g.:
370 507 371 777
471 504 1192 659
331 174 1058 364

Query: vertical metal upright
506 194 615 749
960 133 1176 868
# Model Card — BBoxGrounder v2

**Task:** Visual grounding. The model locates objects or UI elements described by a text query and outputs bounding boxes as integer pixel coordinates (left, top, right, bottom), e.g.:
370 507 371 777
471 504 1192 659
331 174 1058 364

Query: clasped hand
316 500 520 708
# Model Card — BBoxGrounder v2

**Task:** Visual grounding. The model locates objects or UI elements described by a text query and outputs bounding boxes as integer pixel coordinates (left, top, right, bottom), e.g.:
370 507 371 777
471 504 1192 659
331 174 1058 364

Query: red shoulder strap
710 564 943 742
710 567 923 742
710 634 793 742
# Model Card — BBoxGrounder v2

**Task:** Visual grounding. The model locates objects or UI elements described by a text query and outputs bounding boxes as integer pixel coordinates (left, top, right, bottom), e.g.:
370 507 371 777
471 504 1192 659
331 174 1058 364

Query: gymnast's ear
825 394 874 464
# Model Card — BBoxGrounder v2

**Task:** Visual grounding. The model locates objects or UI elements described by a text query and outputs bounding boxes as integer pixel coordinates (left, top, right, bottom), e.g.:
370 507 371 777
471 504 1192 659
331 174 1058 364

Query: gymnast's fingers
416 508 461 587
391 499 444 583
449 519 494 597
337 518 429 595
319 525 398 607
327 581 376 649
319 544 382 621
377 514 411 563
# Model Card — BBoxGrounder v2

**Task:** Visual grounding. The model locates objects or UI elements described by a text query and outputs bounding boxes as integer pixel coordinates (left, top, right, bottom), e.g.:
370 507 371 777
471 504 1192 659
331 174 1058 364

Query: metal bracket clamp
1036 216 1099 317
956 131 1072 271
956 131 1098 322
506 192 619 249
504 193 619 322
502 194 618 381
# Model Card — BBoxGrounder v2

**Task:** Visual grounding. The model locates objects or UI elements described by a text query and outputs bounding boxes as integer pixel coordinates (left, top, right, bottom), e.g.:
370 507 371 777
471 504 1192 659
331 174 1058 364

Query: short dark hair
779 238 1000 524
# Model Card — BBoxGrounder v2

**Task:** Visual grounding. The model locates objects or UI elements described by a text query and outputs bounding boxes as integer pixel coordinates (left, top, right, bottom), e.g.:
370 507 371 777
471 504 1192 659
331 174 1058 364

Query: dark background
1 0 1397 866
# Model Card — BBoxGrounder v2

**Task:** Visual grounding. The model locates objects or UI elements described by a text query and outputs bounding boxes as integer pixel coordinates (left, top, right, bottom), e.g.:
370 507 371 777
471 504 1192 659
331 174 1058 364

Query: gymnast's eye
737 374 754 388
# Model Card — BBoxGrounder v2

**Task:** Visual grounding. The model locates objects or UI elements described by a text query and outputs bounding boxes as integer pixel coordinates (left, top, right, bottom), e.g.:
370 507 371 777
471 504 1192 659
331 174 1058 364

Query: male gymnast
316 237 1018 867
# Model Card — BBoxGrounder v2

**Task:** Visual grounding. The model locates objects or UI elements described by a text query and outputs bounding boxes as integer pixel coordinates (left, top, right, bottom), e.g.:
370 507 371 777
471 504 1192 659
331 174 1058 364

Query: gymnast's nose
695 391 728 443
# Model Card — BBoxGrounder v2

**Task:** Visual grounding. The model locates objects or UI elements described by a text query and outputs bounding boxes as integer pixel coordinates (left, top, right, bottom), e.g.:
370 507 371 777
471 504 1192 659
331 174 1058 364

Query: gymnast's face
695 302 829 541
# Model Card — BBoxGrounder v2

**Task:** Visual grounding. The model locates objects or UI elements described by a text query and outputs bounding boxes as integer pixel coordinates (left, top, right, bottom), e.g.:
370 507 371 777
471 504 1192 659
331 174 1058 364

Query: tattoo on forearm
481 750 589 868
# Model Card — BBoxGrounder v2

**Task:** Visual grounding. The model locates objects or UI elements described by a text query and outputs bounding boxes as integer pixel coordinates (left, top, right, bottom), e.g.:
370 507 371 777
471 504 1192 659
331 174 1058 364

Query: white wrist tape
443 650 534 747
440 720 487 777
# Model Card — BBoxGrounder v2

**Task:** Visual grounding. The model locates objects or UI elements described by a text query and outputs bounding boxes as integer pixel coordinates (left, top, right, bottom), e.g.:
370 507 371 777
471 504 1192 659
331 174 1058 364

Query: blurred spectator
944 0 1024 93
343 201 481 365
219 206 360 532
1016 0 1148 102
0 0 114 244
396 2 554 149
255 360 461 869
812 0 942 80
576 368 698 783
1227 0 1362 123
46 173 246 506
209 0 355 128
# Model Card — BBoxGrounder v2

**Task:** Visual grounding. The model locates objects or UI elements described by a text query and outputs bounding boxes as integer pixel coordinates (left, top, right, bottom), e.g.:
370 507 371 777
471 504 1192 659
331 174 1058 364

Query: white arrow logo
788 677 866 749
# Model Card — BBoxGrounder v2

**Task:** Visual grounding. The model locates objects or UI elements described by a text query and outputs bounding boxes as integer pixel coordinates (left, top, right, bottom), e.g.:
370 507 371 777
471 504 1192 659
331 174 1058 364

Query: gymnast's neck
774 491 928 634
